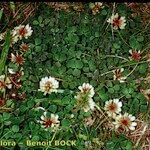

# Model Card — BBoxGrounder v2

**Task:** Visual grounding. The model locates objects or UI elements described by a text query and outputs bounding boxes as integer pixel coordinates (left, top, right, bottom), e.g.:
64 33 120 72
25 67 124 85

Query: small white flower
34 107 46 111
10 53 16 62
0 75 5 91
10 53 25 65
84 117 95 126
113 68 127 83
11 34 19 44
75 83 96 112
89 2 103 15
113 113 137 131
37 112 60 131
12 24 33 40
95 2 103 7
83 98 96 112
104 99 122 118
0 32 6 41
38 76 59 95
5 77 12 89
70 114 74 118
20 42 30 51
8 68 16 74
129 50 141 61
78 83 95 98
0 75 12 91
107 13 126 30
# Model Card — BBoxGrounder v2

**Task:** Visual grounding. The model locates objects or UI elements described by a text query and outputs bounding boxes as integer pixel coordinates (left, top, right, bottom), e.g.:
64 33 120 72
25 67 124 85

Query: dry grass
0 2 39 30
126 3 150 25
126 114 150 150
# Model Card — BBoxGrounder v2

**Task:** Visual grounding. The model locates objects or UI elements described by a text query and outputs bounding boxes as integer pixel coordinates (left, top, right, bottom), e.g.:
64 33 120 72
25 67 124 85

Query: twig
111 3 116 40
126 63 138 77
101 54 129 61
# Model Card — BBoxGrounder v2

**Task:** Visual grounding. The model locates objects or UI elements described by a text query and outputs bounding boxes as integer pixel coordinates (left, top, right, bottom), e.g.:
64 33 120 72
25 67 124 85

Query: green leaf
62 119 71 127
49 105 57 113
9 2 15 13
32 136 40 141
108 88 115 94
113 85 120 91
138 64 147 74
12 125 19 133
140 105 147 113
101 9 107 15
38 16 43 23
27 100 35 108
137 36 144 42
0 8 3 20
67 59 83 69
113 43 120 49
98 90 109 101
35 38 42 45
33 20 39 25
73 69 81 77
4 121 11 126
3 112 10 120
0 30 11 75
129 35 140 50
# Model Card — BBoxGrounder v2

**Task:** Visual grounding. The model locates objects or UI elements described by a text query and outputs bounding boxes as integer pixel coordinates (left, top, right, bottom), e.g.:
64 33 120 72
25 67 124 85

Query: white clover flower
70 114 74 118
113 68 126 83
75 83 96 112
113 113 137 131
8 68 16 74
84 116 95 126
11 34 19 44
78 83 95 98
37 112 60 131
89 2 103 15
83 98 96 112
5 77 12 89
107 13 126 30
0 75 5 92
129 50 141 61
12 24 33 40
10 53 25 65
38 76 59 95
0 32 6 41
104 99 122 118
0 75 12 91
20 42 30 51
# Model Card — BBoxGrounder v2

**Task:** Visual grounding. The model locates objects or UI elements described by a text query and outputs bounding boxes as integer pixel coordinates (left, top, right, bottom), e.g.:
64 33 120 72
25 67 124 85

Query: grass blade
0 30 11 75
0 8 3 20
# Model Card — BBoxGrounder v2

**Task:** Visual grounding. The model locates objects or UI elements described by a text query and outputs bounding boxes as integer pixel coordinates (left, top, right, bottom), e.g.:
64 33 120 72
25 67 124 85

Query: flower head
84 116 95 126
0 75 5 91
129 50 141 61
0 75 12 92
89 2 103 15
113 113 137 131
0 32 6 41
78 83 95 98
38 76 59 95
20 43 30 52
38 112 60 131
83 98 96 112
113 68 126 83
10 53 25 65
104 99 122 118
12 24 33 40
75 83 95 112
107 13 126 30
8 68 16 74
